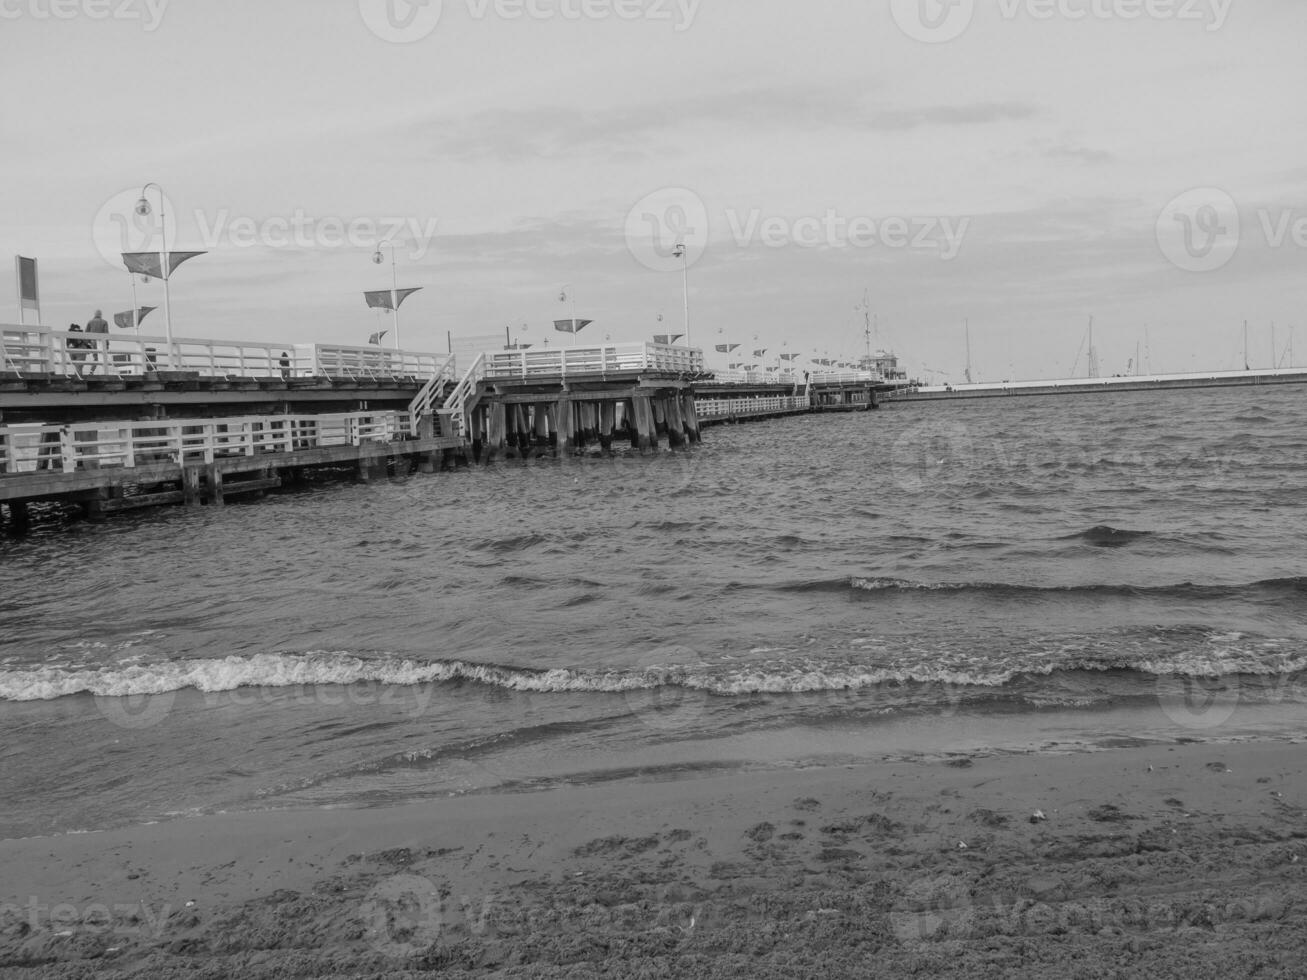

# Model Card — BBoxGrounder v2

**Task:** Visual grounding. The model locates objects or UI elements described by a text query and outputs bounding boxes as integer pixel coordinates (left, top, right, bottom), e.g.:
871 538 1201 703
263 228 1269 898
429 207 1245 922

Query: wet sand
2 739 1306 978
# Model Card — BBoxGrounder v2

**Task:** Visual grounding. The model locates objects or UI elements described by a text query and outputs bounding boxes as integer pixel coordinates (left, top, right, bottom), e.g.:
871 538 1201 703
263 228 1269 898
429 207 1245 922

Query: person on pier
84 309 109 375
66 324 87 371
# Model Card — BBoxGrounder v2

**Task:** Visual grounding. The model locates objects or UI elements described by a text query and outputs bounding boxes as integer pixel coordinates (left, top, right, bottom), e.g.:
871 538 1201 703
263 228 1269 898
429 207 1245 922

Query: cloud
401 87 1041 161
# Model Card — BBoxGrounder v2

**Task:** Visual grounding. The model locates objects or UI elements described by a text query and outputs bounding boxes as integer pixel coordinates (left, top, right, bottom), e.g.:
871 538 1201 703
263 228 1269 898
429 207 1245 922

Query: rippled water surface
2 385 1306 836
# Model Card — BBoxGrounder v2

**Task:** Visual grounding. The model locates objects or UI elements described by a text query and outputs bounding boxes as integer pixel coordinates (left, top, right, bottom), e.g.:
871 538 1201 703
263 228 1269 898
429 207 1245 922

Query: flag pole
130 273 140 337
390 244 400 352
136 183 173 368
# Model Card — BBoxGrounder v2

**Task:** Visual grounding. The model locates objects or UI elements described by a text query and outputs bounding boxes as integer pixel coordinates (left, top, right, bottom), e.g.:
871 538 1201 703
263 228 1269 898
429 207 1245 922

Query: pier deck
2 328 889 527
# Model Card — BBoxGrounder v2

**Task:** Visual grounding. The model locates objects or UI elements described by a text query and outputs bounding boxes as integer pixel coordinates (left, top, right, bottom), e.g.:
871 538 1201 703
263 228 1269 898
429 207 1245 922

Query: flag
505 342 533 350
121 251 206 280
15 255 39 317
779 353 799 362
753 348 767 357
653 334 684 345
368 330 388 345
113 306 156 329
364 287 422 311
745 364 759 371
714 343 740 353
554 318 592 334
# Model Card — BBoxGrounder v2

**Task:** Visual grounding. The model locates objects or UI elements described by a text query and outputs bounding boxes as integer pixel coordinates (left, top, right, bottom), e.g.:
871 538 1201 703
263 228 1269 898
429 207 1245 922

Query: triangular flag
554 318 592 334
113 307 156 329
653 334 684 345
364 287 423 311
121 251 205 280
368 330 388 345
753 348 768 357
715 343 740 353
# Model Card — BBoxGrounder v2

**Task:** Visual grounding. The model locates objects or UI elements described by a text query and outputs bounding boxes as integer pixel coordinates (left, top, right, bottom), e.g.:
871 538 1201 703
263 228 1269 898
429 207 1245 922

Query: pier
1 325 889 529
887 367 1307 401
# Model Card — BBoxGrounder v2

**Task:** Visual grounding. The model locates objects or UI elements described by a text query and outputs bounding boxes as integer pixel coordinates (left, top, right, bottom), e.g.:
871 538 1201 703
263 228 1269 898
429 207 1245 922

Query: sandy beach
2 737 1305 978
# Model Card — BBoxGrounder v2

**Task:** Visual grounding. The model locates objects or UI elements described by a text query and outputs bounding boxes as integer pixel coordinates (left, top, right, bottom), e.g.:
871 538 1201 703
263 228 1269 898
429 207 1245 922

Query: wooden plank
223 476 282 496
100 490 187 512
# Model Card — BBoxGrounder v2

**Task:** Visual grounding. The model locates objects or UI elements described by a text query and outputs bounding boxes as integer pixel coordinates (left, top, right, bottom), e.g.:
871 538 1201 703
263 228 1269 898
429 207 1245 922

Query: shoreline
3 737 1305 978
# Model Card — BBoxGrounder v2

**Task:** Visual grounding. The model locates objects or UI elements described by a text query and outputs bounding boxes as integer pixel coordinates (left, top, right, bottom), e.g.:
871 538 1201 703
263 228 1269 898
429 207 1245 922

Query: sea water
2 385 1305 838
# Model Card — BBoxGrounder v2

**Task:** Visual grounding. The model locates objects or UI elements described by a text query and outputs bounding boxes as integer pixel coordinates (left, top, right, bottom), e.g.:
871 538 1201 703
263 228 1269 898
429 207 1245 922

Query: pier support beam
599 401 615 455
681 392 701 444
6 501 30 534
485 402 506 463
182 466 202 507
633 395 657 455
417 414 436 473
206 464 225 506
554 396 574 457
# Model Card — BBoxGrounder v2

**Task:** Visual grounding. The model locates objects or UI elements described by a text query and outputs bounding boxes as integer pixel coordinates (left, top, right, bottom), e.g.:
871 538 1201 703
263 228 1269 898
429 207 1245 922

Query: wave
3 643 1305 704
849 575 1307 601
1061 525 1153 547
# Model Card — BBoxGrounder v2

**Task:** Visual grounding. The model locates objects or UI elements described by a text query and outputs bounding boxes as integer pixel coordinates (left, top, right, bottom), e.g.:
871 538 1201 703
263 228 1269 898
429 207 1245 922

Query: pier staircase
406 356 461 431
439 352 488 440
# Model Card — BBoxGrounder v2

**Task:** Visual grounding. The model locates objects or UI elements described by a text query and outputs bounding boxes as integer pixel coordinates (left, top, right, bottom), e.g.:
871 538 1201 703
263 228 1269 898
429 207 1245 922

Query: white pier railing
0 410 422 474
483 342 705 379
708 368 881 385
0 325 450 381
696 395 810 417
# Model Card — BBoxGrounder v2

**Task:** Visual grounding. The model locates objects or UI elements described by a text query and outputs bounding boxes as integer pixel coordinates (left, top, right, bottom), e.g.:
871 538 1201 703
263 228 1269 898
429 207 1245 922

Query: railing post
60 426 76 472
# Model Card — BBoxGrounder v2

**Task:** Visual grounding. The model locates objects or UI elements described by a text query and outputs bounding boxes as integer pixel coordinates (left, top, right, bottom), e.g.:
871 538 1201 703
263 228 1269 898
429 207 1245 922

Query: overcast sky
3 0 1304 380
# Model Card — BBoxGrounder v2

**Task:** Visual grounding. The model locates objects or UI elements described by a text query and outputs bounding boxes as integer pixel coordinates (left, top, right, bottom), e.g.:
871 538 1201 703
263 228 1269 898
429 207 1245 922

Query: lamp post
134 182 173 365
672 242 690 348
372 240 401 351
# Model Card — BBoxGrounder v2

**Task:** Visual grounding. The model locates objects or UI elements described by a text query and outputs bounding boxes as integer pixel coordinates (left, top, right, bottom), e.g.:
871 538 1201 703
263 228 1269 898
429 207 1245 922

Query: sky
3 0 1305 381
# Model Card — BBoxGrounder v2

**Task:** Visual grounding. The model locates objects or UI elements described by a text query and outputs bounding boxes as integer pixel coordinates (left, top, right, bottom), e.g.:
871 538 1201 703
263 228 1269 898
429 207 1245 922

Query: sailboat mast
1087 315 1096 379
1243 320 1250 371
964 318 973 384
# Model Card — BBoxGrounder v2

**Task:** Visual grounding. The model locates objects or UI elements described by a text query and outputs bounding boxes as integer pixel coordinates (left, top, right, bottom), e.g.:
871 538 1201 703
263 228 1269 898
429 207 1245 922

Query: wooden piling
182 466 202 506
665 394 685 449
206 464 225 506
599 400 616 455
417 413 437 473
485 402 507 462
681 392 701 443
531 403 547 448
633 395 657 455
555 396 574 456
652 397 668 436
7 500 30 534
625 400 640 449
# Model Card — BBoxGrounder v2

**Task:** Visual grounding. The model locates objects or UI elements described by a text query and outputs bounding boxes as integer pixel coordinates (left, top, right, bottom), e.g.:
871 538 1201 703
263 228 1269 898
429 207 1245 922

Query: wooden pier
1 326 888 529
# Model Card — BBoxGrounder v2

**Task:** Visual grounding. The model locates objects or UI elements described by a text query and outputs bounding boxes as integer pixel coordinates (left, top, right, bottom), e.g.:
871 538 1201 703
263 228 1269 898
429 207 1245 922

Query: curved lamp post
134 182 173 363
372 240 401 351
672 242 690 348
